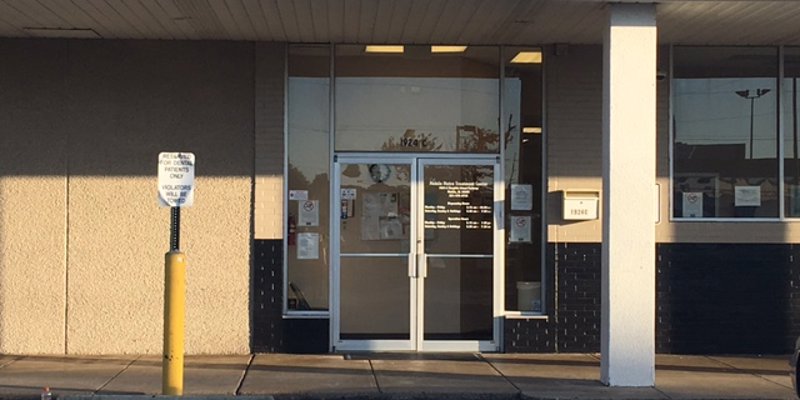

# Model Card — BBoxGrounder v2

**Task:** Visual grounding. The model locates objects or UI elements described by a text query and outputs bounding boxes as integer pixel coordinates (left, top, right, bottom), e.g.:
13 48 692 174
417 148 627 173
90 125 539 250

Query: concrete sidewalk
0 353 793 399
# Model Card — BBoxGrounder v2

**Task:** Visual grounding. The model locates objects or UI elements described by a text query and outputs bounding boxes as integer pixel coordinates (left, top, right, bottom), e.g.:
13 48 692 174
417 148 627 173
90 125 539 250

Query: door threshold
341 352 483 361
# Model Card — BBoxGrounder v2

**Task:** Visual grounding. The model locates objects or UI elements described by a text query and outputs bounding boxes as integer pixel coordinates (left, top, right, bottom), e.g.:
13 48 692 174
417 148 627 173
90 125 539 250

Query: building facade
2 0 800 386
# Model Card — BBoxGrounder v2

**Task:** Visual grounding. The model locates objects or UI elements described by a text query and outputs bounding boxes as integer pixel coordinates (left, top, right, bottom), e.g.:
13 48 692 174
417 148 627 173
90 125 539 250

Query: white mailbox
562 190 600 220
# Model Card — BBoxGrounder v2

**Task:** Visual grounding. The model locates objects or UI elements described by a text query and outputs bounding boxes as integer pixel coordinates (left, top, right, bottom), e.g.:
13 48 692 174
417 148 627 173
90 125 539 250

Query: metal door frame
331 153 501 352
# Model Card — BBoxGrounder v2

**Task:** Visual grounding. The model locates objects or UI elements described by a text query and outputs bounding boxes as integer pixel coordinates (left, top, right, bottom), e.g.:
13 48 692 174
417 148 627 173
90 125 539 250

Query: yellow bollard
163 251 186 395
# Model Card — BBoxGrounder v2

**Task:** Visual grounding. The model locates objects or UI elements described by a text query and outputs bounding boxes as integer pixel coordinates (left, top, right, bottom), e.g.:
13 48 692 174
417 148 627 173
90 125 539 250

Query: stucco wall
0 39 260 354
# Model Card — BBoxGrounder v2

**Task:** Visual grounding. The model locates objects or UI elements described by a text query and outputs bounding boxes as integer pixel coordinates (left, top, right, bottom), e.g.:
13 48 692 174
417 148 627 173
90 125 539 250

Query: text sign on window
424 180 492 230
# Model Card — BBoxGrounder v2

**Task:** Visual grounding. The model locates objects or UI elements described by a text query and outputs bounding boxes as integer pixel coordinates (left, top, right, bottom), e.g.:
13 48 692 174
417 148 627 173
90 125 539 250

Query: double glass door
333 155 499 352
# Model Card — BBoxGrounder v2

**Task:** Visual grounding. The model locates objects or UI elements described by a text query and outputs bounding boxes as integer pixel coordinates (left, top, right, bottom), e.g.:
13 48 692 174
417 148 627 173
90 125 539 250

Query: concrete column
601 3 657 387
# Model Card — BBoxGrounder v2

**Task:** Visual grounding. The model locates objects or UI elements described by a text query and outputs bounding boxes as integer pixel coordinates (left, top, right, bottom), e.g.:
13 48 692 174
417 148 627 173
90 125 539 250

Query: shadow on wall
0 39 256 178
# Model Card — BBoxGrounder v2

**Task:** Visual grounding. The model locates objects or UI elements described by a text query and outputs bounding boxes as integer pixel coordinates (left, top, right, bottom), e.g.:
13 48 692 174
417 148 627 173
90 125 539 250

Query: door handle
408 254 417 278
419 254 427 278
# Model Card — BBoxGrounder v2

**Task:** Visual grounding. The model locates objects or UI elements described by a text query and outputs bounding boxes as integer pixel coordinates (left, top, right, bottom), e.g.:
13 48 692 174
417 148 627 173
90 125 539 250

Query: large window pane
503 47 543 312
335 45 499 153
287 45 330 311
673 47 778 218
785 48 800 217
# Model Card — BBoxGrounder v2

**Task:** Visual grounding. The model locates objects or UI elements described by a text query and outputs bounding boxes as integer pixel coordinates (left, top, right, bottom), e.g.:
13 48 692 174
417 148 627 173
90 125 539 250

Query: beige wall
546 44 800 244
545 45 604 243
0 39 276 354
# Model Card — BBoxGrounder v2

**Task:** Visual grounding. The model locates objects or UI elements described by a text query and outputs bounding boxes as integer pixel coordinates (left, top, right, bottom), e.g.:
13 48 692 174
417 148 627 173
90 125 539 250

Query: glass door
418 159 498 351
332 155 499 352
333 157 416 351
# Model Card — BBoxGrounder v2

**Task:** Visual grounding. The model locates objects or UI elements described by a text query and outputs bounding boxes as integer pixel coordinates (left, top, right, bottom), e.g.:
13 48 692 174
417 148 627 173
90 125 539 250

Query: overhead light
523 127 542 134
431 45 467 53
23 27 100 39
365 45 404 53
510 51 542 64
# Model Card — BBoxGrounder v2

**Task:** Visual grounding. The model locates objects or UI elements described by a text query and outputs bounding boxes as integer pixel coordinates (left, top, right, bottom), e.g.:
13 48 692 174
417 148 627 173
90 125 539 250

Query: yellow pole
163 251 186 395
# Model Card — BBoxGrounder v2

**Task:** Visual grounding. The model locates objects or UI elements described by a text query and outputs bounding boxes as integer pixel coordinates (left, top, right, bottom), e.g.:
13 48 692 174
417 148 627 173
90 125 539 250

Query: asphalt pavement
0 353 794 399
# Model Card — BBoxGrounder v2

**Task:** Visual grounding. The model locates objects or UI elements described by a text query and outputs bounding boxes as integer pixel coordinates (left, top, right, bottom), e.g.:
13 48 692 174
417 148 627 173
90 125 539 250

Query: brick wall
507 242 800 354
657 243 800 354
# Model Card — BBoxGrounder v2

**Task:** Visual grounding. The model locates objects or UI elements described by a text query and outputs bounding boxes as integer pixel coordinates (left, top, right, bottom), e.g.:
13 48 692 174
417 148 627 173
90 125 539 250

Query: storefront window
673 47 779 219
286 45 330 312
785 47 800 217
334 45 500 153
503 47 543 312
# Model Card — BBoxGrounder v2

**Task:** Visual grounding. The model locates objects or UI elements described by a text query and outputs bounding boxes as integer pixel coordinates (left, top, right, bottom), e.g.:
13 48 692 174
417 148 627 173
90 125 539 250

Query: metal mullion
779 45 786 220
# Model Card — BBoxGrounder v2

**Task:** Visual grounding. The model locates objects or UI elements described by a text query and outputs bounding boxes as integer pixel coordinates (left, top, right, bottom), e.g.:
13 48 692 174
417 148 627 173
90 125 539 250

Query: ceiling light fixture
510 51 542 64
365 45 405 53
523 127 543 134
23 27 100 39
431 45 468 53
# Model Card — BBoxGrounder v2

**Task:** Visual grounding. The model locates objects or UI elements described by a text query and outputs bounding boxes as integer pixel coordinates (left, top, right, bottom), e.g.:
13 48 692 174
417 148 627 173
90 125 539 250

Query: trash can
517 281 542 312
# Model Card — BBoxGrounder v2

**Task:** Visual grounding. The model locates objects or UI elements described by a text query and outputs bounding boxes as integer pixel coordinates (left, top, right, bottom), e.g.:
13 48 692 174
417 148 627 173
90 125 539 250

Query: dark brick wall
251 239 330 353
657 243 800 354
256 239 800 354
252 239 285 352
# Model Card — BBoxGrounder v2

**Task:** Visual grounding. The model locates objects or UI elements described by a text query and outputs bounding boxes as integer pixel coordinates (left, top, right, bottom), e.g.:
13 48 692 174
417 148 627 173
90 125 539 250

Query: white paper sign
298 200 319 226
341 188 357 200
509 216 532 243
735 186 761 207
682 192 703 218
158 152 195 208
511 184 533 211
289 190 308 201
297 232 319 260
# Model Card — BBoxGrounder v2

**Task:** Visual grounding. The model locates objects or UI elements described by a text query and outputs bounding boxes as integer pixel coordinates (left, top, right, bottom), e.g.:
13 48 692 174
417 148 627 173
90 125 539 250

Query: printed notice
510 216 532 243
297 232 319 260
735 186 761 207
299 200 320 226
682 192 703 218
289 190 308 201
341 188 357 200
511 184 533 211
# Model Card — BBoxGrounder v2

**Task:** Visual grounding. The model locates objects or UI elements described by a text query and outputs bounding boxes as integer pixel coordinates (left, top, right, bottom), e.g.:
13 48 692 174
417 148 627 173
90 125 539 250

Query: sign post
158 152 195 396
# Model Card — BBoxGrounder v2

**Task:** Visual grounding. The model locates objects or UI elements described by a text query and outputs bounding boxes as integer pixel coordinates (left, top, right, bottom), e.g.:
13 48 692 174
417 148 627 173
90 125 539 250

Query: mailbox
562 190 599 220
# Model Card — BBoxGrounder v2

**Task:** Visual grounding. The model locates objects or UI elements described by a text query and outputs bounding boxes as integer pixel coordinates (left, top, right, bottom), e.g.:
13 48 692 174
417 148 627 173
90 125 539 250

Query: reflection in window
503 47 543 312
286 45 330 311
785 48 800 217
334 45 499 153
673 47 778 218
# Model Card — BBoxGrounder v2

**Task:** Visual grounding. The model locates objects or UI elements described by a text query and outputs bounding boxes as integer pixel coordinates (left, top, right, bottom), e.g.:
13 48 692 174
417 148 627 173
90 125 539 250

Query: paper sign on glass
682 192 703 218
735 186 761 207
341 188 357 200
297 232 319 260
298 200 319 226
289 190 308 201
509 216 532 243
511 184 533 211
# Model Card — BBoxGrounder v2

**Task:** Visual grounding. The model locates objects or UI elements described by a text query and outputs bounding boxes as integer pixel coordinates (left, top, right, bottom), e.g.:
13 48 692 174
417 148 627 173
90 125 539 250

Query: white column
601 3 657 387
